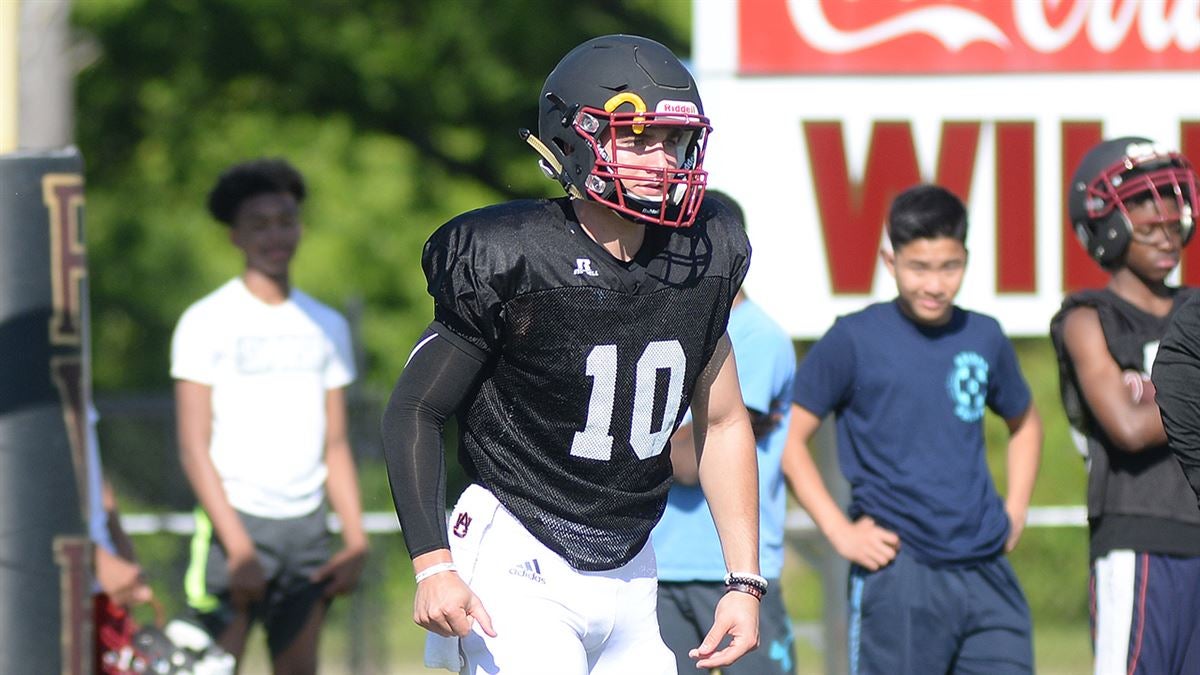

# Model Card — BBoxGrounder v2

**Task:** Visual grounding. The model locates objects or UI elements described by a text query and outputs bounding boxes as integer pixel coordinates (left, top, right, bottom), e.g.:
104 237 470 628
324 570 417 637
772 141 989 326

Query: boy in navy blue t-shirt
783 184 1043 674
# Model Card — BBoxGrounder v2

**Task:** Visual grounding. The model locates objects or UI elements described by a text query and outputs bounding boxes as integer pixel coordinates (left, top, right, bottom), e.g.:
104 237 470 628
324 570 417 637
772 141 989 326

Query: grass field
221 530 1096 674
235 622 1093 674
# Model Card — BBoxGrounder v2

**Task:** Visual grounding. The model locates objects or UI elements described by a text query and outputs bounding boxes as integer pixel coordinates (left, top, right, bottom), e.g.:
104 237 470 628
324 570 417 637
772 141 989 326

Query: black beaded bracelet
725 582 764 600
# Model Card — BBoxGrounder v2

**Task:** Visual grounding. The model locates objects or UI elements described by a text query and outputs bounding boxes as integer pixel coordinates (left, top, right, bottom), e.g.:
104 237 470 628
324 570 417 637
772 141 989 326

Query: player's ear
880 246 896 278
879 222 896 276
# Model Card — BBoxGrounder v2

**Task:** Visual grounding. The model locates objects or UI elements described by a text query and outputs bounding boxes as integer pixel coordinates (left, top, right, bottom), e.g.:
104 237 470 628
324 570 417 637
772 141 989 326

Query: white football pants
425 483 677 675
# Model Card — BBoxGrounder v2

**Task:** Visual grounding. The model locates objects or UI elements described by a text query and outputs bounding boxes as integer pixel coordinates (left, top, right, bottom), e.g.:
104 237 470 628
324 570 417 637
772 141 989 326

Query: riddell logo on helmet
656 100 699 116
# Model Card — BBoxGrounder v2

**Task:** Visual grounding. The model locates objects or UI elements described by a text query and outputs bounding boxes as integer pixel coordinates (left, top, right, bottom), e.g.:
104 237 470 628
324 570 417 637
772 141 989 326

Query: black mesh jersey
1050 288 1200 559
422 196 750 571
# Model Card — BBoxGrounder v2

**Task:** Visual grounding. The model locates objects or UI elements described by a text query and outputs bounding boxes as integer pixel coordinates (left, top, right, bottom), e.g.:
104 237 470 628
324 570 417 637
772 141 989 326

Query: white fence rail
121 505 1089 536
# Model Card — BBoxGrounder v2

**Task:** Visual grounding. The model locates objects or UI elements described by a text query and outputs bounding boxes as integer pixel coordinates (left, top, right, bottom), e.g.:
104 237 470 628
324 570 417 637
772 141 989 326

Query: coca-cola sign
741 0 1200 73
694 0 1200 337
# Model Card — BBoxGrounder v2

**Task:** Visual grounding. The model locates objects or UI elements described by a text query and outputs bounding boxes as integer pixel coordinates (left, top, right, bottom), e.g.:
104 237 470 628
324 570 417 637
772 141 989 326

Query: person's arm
87 403 153 606
780 403 899 570
667 422 699 486
95 478 154 606
685 333 761 669
1153 294 1200 500
381 326 495 639
101 479 138 562
311 387 368 597
672 408 773 486
1001 404 1042 552
175 379 265 607
1062 307 1166 451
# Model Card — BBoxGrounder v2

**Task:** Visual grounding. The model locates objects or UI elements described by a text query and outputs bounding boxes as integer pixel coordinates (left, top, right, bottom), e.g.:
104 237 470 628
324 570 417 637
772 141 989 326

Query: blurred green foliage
74 0 691 392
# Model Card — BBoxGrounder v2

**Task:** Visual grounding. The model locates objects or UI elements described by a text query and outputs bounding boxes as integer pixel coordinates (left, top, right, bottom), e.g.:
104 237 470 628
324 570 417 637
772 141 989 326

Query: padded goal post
0 148 93 674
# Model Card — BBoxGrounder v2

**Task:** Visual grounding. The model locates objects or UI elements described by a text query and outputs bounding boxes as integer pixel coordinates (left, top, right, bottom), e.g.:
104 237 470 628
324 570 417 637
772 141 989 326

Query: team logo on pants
453 512 472 538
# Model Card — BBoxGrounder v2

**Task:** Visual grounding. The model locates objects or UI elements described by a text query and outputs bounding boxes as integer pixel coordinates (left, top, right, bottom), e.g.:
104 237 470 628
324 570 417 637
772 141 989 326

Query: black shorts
184 506 330 655
657 578 797 674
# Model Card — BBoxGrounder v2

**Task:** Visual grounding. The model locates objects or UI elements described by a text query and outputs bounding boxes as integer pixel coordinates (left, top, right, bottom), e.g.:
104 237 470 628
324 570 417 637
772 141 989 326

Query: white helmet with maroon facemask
531 34 710 228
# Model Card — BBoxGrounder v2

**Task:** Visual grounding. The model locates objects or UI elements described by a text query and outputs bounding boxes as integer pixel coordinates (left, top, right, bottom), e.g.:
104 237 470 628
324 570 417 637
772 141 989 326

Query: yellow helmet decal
603 92 647 134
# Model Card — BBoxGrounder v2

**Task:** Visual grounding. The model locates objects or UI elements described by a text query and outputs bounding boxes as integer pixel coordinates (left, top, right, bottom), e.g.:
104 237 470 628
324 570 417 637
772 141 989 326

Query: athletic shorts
657 579 796 674
849 549 1032 675
184 506 330 656
1091 550 1200 675
424 484 676 675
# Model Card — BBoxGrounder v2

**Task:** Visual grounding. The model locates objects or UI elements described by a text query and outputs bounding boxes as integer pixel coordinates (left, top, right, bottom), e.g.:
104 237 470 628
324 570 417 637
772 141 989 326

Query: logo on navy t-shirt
947 351 989 422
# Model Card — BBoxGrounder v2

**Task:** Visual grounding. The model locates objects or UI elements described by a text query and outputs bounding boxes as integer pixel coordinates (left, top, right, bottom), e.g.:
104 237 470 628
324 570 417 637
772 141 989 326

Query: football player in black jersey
382 35 762 673
1052 138 1200 674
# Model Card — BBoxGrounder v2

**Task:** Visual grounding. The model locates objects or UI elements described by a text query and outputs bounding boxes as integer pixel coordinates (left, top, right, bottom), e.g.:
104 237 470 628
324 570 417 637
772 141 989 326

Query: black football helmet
532 34 710 227
1067 136 1198 267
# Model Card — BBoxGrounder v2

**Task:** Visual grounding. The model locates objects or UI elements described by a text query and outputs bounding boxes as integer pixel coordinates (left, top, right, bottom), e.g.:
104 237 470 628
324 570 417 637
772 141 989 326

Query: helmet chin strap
519 128 584 200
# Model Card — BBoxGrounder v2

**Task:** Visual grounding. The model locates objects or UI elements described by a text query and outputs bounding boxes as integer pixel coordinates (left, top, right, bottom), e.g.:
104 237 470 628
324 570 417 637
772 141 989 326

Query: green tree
74 0 691 391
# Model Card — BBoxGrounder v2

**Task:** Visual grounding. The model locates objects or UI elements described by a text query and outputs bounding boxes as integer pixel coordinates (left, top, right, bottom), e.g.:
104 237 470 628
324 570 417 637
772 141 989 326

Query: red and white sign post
694 0 1200 337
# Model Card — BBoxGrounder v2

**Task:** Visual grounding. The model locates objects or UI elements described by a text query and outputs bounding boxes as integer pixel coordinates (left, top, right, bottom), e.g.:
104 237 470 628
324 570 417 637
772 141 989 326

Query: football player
382 35 761 673
1051 137 1200 674
1157 295 1200 509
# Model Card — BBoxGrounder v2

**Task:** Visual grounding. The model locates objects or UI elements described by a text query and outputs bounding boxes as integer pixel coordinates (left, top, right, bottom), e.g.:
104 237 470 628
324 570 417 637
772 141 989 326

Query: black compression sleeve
381 322 488 559
1154 295 1200 503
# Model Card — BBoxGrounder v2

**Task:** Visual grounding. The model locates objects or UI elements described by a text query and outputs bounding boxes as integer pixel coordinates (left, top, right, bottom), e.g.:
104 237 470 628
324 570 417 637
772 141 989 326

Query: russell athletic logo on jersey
573 258 600 277
508 559 545 584
947 351 989 422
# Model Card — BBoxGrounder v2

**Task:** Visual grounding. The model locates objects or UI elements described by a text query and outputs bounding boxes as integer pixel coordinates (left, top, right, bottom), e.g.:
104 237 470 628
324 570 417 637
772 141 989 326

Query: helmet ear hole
1090 213 1131 267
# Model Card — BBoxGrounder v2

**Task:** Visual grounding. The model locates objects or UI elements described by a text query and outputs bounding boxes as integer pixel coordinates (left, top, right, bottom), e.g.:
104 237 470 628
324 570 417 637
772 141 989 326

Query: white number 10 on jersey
570 340 686 461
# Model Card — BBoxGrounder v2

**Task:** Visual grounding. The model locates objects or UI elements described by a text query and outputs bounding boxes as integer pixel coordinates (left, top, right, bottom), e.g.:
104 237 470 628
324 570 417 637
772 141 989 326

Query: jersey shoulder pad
423 199 563 279
421 199 564 349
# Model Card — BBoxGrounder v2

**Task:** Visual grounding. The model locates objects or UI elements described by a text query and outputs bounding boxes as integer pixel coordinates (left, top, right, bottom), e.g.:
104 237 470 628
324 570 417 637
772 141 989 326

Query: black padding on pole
0 148 93 674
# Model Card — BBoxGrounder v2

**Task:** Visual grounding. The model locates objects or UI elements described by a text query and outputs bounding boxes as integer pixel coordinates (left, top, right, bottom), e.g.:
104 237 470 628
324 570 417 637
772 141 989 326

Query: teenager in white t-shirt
171 158 367 672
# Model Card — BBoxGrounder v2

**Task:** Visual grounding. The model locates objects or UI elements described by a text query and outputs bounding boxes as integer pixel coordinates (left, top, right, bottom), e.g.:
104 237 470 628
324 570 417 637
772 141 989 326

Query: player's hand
1005 505 1027 553
829 515 900 570
689 589 760 668
414 568 496 639
311 544 368 598
226 548 267 609
95 547 154 607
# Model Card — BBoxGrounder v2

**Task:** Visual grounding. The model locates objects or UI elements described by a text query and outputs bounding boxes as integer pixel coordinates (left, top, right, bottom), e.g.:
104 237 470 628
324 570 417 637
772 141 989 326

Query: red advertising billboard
740 0 1200 74
694 0 1200 337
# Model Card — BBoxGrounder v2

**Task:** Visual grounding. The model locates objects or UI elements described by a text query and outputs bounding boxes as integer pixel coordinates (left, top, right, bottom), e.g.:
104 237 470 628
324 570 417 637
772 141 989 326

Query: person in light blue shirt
652 191 798 674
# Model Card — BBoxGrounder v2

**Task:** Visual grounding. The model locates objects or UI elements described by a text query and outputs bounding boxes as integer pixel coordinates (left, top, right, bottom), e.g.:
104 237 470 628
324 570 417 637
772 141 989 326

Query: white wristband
415 562 457 584
724 571 768 589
